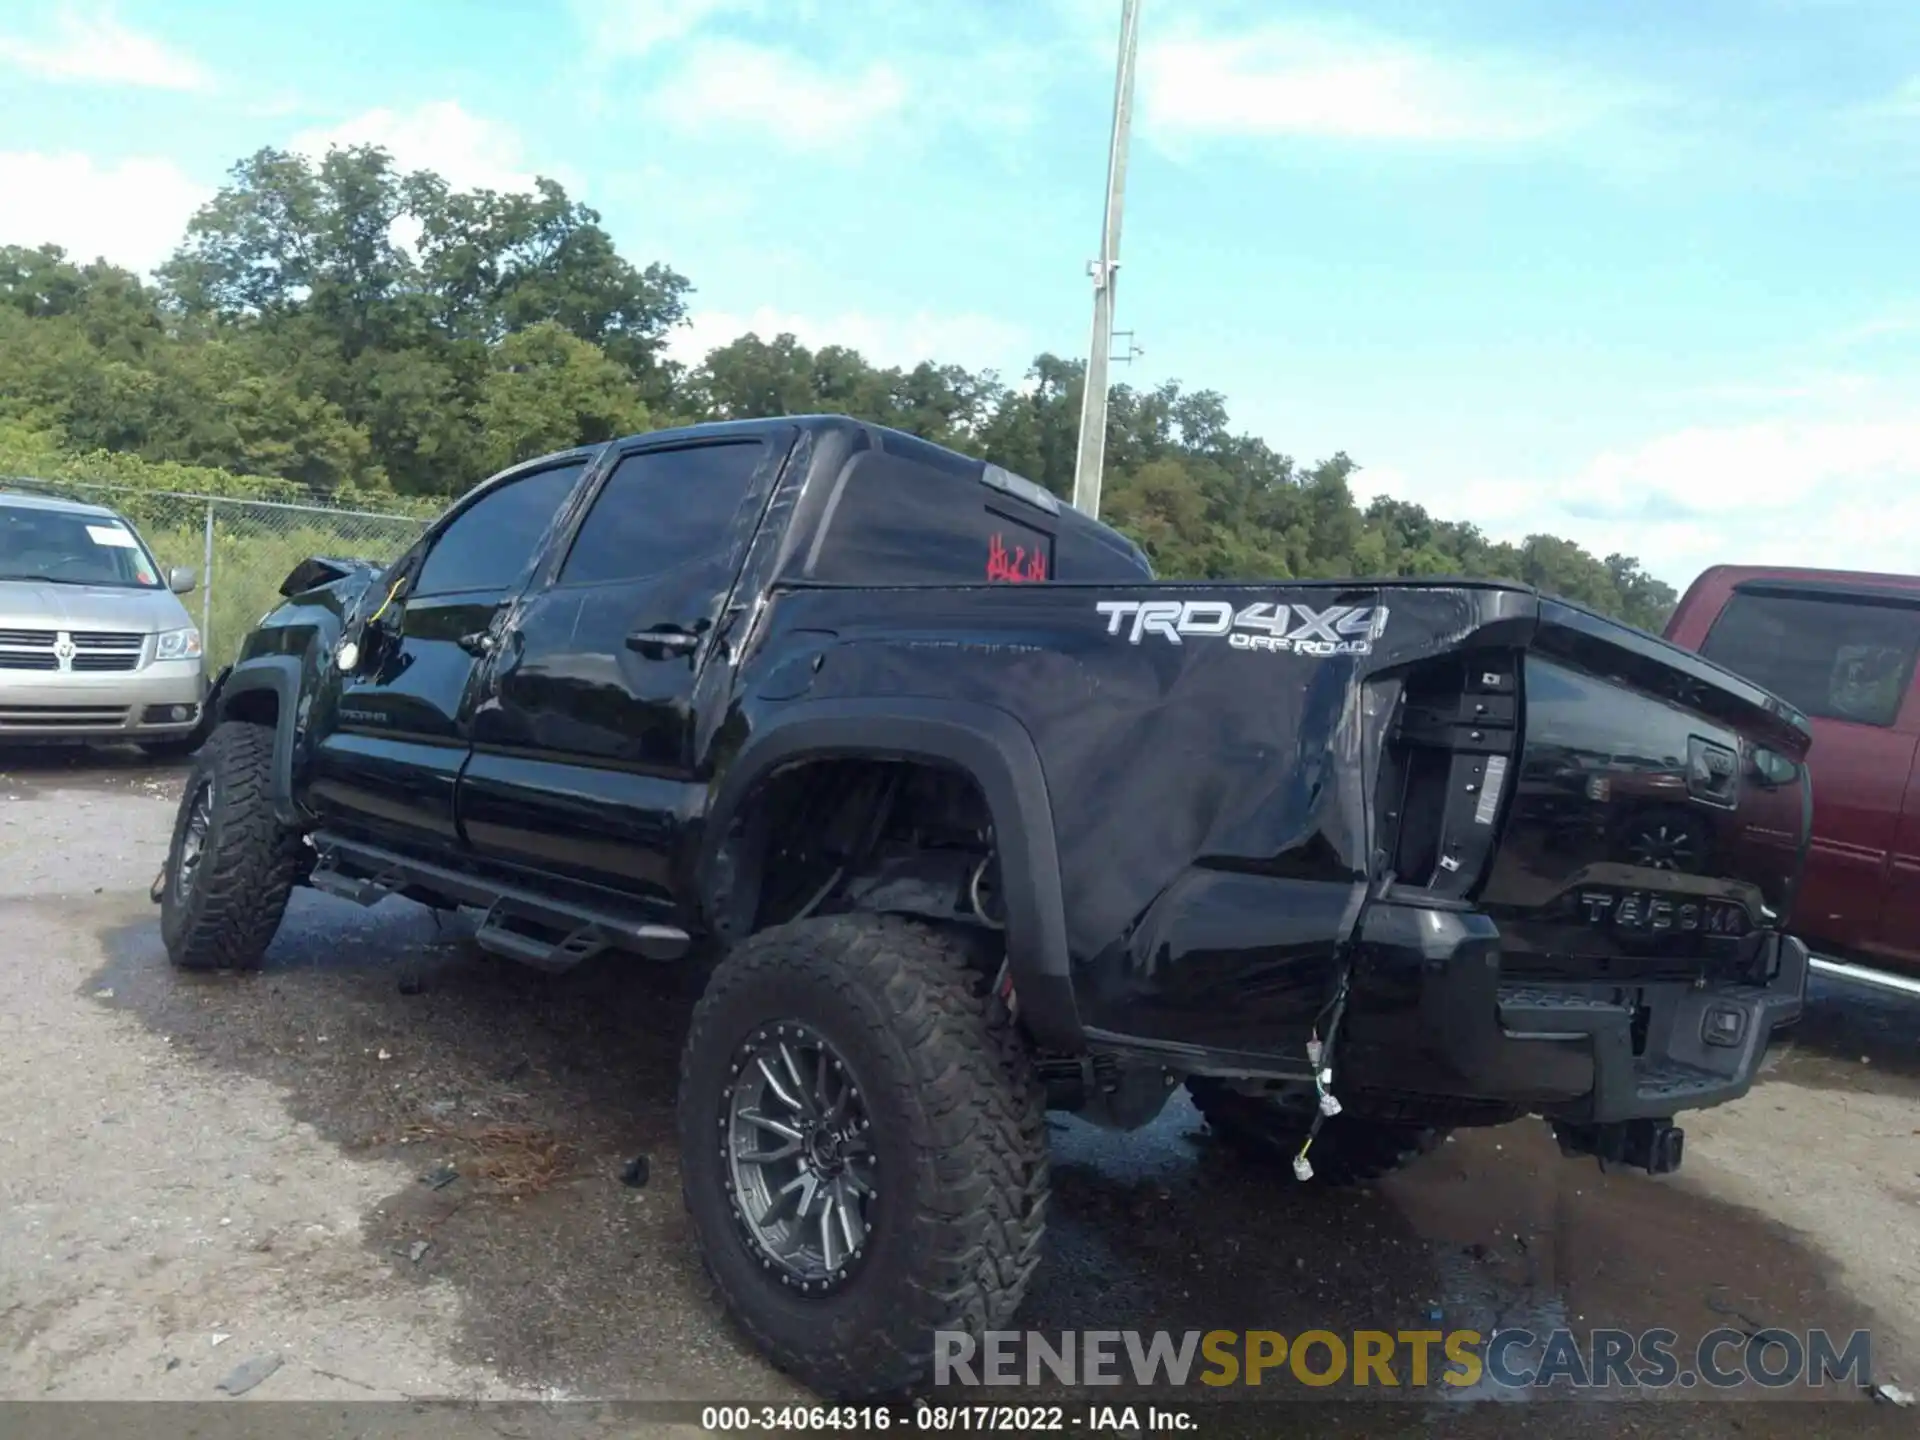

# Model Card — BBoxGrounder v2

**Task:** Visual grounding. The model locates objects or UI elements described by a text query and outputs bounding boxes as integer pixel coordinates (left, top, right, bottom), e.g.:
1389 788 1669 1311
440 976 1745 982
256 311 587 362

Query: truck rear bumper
1344 903 1808 1125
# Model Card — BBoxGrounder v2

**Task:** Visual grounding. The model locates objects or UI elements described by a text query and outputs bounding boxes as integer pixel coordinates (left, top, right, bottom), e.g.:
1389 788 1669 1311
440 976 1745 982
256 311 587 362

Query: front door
305 458 590 849
460 432 792 896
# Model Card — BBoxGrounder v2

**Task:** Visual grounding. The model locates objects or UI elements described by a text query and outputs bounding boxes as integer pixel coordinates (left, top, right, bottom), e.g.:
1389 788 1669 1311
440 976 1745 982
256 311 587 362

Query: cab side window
413 462 586 597
1701 590 1920 728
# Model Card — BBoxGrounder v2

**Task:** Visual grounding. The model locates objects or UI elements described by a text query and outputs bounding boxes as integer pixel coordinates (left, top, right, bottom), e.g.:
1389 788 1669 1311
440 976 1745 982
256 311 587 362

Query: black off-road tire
677 915 1049 1400
1187 1078 1447 1186
160 721 303 972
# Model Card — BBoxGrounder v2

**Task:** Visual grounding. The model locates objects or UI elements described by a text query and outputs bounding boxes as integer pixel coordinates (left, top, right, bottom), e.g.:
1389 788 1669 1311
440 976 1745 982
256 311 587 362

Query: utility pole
1070 0 1142 519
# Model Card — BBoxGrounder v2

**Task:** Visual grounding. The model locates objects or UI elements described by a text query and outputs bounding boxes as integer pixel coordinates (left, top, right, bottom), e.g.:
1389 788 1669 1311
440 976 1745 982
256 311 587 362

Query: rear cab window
799 431 1150 586
1699 586 1920 728
558 439 769 588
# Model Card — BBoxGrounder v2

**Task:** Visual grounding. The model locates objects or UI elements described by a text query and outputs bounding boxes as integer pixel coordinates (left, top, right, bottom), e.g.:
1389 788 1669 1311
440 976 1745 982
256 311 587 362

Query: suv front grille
70 632 144 672
0 629 145 673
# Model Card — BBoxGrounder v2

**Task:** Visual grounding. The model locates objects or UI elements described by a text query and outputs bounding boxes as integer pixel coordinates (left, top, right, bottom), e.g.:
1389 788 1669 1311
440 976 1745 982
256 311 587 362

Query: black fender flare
701 696 1082 1051
215 656 306 827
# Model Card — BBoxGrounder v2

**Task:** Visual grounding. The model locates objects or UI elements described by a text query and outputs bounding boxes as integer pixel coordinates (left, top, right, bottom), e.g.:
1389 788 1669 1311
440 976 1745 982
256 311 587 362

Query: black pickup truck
157 415 1814 1398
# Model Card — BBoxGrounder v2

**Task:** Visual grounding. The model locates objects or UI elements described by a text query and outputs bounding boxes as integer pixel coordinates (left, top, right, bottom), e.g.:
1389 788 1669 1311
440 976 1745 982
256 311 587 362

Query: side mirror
168 566 197 595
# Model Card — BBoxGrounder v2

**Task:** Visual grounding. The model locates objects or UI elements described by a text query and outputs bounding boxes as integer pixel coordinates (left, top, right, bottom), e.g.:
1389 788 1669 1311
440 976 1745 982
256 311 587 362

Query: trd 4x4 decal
1095 599 1389 657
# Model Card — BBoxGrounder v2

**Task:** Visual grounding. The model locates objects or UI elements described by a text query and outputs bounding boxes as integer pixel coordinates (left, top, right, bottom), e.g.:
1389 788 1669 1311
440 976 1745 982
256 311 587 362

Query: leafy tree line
0 143 1676 629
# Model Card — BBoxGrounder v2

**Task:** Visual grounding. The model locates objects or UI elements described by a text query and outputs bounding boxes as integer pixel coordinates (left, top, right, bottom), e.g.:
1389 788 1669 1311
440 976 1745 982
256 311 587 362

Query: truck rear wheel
677 915 1048 1399
1186 1078 1447 1186
160 721 302 972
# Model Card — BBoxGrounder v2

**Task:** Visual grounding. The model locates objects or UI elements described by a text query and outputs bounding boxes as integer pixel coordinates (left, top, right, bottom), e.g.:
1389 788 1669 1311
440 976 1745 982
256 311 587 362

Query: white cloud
648 39 908 151
1827 308 1920 349
1140 19 1623 147
0 6 210 91
1858 75 1920 120
290 102 543 195
1679 373 1881 406
0 151 210 272
1355 411 1920 592
573 0 758 57
572 1 1058 149
666 304 1031 376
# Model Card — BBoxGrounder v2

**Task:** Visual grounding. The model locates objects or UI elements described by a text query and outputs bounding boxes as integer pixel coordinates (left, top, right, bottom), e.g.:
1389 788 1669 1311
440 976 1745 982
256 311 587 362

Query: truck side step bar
1810 955 1920 1000
470 904 614 973
308 834 691 967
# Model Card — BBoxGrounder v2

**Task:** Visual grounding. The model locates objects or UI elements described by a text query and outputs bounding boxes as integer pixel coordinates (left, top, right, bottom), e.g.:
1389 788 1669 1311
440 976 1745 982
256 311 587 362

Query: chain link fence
1 477 431 671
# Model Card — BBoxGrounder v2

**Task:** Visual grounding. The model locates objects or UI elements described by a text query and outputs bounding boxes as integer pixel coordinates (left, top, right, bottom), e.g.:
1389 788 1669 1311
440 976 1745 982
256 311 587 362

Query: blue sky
4 0 1920 591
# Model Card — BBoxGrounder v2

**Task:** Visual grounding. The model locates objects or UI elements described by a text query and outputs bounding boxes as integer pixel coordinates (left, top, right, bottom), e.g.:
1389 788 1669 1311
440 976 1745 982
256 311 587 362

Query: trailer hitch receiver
1551 1118 1685 1175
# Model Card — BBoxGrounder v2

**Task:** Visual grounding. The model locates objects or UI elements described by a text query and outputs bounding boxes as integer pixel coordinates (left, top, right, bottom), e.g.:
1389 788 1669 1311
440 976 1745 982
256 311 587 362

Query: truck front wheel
677 915 1049 1399
160 721 302 971
1186 1078 1447 1186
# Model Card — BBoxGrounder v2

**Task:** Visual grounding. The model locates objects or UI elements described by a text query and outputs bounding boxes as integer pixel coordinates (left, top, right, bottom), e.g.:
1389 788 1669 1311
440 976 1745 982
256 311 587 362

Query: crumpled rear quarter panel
762 582 1514 1058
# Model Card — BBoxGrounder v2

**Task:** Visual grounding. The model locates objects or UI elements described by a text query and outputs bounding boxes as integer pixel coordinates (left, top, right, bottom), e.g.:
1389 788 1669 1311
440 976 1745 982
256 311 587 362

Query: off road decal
1094 599 1387 657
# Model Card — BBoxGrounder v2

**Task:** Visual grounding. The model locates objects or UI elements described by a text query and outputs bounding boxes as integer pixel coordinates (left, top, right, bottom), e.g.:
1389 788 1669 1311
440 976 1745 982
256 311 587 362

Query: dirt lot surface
2 749 1918 1439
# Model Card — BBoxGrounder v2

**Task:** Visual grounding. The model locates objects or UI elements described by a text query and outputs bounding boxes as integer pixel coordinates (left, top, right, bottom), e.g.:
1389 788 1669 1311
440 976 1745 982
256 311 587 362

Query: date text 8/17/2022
698 1403 1198 1431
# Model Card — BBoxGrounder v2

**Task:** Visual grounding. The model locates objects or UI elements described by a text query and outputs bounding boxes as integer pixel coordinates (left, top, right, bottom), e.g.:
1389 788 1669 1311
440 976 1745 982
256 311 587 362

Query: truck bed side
719 579 1812 1085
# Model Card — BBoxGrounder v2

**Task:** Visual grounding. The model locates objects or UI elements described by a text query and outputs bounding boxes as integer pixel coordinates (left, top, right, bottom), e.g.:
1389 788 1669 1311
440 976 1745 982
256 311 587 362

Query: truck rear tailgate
1377 597 1813 984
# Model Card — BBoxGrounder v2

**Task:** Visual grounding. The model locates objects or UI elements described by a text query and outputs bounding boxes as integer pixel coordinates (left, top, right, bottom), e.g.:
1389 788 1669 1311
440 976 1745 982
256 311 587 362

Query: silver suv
0 490 208 754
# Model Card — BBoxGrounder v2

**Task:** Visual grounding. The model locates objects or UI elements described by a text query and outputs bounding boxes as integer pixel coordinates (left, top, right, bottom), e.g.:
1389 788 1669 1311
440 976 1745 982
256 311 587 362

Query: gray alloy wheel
722 1020 877 1291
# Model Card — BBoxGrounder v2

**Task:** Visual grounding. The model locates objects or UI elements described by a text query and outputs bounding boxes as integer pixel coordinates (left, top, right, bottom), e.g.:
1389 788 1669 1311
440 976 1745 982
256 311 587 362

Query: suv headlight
154 627 203 661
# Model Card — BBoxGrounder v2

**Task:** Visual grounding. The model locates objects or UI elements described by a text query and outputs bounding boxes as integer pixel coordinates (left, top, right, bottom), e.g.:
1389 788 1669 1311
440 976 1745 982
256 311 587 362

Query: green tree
476 321 651 474
409 174 690 382
0 141 1682 630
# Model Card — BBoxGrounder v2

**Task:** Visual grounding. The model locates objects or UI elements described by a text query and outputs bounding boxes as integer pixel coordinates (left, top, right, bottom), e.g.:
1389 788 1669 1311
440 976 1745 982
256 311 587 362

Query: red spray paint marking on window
987 533 1048 584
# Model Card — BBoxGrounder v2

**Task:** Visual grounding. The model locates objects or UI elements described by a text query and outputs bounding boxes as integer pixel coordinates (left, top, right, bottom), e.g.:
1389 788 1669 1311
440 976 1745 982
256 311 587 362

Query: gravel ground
2 749 1917 1439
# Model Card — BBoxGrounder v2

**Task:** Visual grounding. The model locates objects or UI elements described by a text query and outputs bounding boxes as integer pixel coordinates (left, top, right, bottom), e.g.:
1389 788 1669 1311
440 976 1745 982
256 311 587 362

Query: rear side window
806 451 1060 585
415 462 584 596
1700 590 1920 727
559 441 765 586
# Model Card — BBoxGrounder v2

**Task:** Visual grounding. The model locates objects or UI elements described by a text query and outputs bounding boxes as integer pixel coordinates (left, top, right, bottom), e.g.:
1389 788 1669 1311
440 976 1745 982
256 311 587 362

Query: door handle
457 631 497 657
626 627 700 658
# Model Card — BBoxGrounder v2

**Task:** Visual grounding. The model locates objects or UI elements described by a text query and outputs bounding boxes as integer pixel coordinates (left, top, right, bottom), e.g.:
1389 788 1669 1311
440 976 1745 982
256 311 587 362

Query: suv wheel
160 721 303 971
677 915 1048 1399
1186 1078 1447 1186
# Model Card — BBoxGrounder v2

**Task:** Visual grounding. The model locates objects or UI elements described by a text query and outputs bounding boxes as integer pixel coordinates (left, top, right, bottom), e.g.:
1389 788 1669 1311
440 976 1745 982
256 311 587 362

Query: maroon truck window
1700 590 1920 728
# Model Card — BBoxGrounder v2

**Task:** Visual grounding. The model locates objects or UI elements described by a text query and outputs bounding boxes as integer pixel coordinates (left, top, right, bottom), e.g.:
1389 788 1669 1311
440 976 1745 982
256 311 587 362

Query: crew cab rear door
305 457 590 851
459 429 794 896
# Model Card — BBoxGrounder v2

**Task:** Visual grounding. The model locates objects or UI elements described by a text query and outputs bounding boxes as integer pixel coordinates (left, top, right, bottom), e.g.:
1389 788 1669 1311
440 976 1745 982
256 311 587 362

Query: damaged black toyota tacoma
157 415 1814 1398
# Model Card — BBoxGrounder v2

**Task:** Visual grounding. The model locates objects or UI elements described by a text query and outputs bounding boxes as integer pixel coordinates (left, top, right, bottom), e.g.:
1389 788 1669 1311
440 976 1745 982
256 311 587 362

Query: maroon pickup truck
1665 565 1920 989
